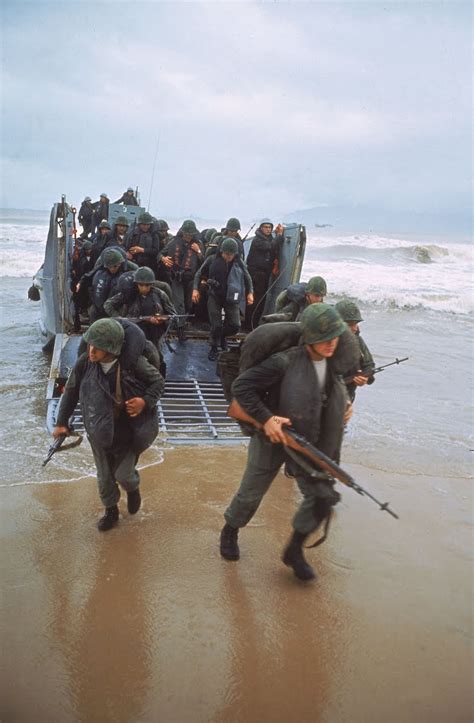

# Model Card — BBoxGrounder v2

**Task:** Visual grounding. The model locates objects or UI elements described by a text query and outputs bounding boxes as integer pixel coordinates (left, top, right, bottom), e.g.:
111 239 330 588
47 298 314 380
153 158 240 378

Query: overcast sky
1 1 472 225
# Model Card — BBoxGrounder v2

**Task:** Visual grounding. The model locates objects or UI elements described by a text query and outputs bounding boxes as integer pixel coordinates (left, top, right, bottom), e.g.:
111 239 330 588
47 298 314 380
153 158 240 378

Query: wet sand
1 447 472 722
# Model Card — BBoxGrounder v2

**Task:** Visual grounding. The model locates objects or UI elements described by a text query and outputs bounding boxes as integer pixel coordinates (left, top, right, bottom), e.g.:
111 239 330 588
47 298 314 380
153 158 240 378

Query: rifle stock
227 398 399 518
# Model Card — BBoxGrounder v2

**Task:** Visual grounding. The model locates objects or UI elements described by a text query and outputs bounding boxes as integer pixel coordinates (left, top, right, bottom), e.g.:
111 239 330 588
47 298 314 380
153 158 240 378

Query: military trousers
89 441 140 508
207 295 240 346
170 277 193 328
224 434 335 535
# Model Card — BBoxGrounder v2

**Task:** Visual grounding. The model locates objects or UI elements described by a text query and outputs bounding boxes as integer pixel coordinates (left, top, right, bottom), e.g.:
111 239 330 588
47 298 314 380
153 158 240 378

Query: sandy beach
1 446 472 722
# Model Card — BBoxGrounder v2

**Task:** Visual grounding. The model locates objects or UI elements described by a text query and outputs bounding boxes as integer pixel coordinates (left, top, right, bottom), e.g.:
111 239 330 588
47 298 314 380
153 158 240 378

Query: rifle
343 356 409 384
241 222 256 243
42 422 83 467
227 398 399 519
127 313 194 324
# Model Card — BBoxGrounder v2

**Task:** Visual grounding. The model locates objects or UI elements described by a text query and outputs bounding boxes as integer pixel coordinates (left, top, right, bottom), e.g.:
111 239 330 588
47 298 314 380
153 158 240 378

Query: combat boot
208 345 218 361
127 488 141 514
220 523 240 560
282 531 316 581
97 505 119 532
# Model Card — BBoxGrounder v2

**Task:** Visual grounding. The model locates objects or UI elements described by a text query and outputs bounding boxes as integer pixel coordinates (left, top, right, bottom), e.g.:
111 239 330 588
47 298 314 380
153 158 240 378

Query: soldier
159 220 204 338
108 215 130 249
52 318 164 531
192 237 254 360
125 212 160 272
92 193 109 231
213 217 245 259
245 218 284 329
78 196 94 238
105 266 176 352
220 303 352 582
265 276 328 322
155 219 173 250
90 220 113 265
113 187 138 206
77 248 135 322
335 300 375 402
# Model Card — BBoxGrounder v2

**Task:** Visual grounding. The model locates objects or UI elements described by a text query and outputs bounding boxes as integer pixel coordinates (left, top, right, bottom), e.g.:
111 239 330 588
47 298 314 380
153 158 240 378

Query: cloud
1 0 471 223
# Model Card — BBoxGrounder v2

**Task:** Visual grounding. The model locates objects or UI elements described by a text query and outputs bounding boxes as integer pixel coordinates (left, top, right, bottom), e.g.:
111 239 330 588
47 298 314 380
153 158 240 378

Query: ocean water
0 209 472 488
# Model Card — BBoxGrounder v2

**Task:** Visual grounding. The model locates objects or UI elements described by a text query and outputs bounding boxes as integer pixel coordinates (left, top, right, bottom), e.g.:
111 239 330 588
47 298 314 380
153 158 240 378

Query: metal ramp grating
48 380 244 444
157 378 244 444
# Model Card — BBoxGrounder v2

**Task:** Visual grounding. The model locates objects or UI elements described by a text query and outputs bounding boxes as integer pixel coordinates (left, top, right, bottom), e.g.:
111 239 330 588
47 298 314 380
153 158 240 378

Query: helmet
300 303 347 344
205 228 217 243
82 240 93 251
127 187 134 192
115 215 129 227
99 220 111 230
259 217 273 229
84 196 91 202
156 219 169 231
102 248 124 268
335 300 363 323
83 319 124 357
134 267 155 284
138 212 153 224
100 193 108 200
181 219 198 234
306 276 327 296
220 237 238 254
226 217 241 232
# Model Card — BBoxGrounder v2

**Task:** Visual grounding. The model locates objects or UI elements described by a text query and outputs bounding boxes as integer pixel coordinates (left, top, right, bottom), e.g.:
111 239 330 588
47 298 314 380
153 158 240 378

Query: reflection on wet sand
1 448 472 722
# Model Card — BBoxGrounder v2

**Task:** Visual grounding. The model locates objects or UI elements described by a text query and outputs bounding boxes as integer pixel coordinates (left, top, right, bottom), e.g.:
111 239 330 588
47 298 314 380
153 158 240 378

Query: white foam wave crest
0 223 48 277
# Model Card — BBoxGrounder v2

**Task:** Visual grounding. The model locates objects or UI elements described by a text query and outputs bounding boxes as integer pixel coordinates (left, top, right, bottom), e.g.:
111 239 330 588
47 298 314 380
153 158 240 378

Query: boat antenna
147 131 161 211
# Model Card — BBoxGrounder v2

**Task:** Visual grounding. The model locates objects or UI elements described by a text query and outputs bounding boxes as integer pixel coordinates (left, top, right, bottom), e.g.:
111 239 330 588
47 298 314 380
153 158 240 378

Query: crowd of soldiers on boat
73 188 375 391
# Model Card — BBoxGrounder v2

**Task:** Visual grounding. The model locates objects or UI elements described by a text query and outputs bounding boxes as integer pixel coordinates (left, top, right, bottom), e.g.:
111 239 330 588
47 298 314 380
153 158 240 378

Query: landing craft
29 196 307 444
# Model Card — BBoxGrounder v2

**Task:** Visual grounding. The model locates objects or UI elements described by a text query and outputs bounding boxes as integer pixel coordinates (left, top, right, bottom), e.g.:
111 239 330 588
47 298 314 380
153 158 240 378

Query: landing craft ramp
46 334 244 444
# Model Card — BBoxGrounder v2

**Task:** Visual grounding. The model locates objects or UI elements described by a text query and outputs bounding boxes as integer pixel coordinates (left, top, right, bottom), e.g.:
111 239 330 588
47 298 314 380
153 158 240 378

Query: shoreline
1 448 472 722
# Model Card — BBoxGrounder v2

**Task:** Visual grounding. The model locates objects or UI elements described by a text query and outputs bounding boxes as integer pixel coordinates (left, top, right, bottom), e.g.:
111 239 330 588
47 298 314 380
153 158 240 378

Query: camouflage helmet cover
100 193 108 199
127 186 134 192
220 237 238 254
156 219 169 231
181 219 198 234
99 219 111 229
335 300 363 323
138 212 154 225
306 276 327 296
134 266 155 284
115 215 129 227
84 196 92 202
83 318 125 356
225 217 241 232
102 248 124 268
300 303 347 344
82 240 93 251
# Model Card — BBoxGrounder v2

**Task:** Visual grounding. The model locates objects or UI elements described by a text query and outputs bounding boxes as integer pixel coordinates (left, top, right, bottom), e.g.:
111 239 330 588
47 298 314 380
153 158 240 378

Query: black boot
97 505 119 532
208 345 218 361
220 523 240 560
127 488 141 514
220 336 228 351
282 531 316 581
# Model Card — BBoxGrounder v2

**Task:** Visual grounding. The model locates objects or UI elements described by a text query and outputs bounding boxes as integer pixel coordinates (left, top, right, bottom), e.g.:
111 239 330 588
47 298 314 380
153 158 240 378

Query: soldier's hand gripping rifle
42 420 83 468
227 398 399 519
343 356 409 384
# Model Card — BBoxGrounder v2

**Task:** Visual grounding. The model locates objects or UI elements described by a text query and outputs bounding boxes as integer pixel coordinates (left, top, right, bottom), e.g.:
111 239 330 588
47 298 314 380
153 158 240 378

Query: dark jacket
80 261 134 313
72 249 94 280
232 344 348 463
104 286 176 319
113 192 138 206
57 351 163 454
160 232 204 280
78 202 94 224
125 227 160 269
92 200 109 226
246 229 279 273
345 333 375 402
194 254 253 310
